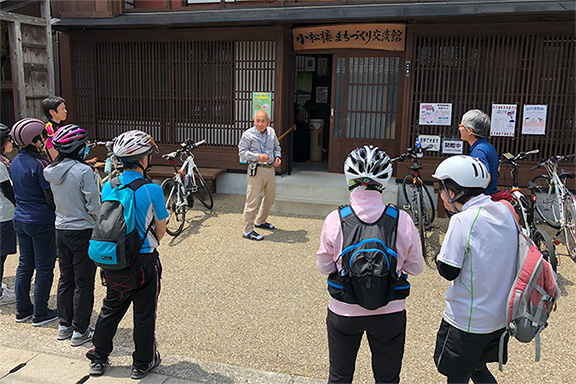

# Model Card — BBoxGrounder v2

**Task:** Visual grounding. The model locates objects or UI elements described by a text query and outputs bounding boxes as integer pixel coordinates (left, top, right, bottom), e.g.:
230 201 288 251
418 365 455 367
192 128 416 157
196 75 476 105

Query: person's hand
85 157 98 165
259 154 269 163
273 157 281 167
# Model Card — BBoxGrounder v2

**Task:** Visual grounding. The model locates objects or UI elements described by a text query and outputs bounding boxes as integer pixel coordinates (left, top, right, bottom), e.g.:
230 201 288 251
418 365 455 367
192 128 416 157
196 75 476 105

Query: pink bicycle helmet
113 130 158 163
11 118 46 147
52 124 88 154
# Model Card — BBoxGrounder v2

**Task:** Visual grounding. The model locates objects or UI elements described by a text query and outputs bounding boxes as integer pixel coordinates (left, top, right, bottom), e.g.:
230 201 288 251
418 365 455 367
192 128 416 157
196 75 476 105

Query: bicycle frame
540 161 568 229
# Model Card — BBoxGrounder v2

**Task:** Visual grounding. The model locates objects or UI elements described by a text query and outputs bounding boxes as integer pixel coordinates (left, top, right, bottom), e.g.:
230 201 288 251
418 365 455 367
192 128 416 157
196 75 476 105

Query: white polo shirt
438 194 517 334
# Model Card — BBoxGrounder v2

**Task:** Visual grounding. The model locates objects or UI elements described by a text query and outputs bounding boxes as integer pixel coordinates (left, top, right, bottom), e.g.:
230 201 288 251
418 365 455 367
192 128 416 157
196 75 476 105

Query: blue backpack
89 178 153 271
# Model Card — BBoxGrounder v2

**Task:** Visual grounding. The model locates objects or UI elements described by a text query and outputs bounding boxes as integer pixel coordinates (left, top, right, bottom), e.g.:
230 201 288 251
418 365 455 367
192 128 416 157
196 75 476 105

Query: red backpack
498 201 560 371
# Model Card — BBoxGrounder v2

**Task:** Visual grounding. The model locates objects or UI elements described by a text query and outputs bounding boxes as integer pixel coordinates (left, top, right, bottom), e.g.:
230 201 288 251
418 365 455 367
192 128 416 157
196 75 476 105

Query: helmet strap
441 181 462 214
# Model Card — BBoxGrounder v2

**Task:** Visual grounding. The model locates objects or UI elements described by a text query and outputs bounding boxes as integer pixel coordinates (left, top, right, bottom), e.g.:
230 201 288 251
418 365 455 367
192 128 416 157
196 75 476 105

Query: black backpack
327 204 409 310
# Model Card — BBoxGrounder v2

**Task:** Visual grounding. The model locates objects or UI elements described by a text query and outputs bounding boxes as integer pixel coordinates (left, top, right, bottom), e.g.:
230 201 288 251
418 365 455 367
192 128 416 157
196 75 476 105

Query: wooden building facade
12 0 576 183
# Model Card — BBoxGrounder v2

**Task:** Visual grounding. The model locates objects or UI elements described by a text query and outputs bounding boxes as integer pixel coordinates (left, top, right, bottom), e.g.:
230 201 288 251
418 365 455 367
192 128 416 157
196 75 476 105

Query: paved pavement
0 328 322 384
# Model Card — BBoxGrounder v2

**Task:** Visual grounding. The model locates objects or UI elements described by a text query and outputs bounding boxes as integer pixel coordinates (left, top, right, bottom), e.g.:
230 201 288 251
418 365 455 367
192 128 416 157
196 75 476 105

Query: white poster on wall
490 104 517 137
418 135 441 151
442 139 464 154
521 105 547 135
419 103 452 126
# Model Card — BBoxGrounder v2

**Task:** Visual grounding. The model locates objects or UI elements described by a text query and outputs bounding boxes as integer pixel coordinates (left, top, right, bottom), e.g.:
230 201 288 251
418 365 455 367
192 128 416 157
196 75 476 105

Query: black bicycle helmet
52 124 88 154
0 123 10 148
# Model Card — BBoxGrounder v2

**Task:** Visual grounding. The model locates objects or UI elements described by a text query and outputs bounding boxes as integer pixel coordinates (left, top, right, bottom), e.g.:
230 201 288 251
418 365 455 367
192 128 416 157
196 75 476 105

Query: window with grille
73 39 275 146
410 33 575 160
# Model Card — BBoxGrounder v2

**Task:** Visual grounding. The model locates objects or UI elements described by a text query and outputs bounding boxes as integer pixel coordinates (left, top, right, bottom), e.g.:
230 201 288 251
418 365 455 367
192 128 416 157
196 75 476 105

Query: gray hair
461 109 490 138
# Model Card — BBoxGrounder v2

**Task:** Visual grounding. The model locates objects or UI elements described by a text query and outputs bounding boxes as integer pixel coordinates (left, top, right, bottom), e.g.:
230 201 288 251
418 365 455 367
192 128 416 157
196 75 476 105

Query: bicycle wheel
532 228 558 272
532 175 562 228
402 175 429 264
162 178 186 236
402 175 436 226
563 193 576 261
192 167 214 209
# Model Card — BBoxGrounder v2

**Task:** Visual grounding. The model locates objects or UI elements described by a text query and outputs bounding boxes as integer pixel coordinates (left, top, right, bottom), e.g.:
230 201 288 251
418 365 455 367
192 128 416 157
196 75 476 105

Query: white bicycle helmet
432 155 489 188
345 145 392 191
113 130 157 163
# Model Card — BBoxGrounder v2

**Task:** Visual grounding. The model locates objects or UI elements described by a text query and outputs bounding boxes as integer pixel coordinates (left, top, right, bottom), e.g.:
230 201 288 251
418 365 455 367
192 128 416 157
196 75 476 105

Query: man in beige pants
238 110 281 241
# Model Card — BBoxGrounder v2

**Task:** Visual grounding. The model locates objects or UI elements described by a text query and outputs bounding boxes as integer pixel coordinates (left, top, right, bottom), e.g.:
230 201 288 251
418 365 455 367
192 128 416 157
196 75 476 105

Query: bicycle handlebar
390 147 430 164
502 149 539 166
162 139 207 160
530 153 575 171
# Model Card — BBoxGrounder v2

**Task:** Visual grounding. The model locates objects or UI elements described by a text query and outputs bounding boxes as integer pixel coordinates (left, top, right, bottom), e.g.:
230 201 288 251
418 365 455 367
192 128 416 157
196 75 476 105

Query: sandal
255 222 274 229
243 231 263 241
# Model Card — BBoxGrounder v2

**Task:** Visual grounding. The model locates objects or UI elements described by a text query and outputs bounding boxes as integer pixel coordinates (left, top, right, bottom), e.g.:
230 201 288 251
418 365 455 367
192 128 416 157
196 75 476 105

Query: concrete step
216 170 399 217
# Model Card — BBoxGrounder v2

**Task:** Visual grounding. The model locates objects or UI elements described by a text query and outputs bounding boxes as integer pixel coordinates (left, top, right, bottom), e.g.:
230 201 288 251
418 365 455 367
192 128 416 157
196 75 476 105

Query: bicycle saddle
527 181 542 191
560 169 575 179
409 163 423 171
162 152 178 160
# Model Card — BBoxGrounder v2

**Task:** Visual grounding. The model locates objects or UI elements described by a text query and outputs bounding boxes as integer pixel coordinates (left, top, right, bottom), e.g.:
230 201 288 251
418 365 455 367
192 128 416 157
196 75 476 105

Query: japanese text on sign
293 24 405 51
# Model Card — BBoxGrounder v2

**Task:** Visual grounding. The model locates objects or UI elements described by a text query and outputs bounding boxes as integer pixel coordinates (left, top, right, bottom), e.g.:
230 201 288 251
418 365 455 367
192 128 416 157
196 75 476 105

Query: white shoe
0 288 16 305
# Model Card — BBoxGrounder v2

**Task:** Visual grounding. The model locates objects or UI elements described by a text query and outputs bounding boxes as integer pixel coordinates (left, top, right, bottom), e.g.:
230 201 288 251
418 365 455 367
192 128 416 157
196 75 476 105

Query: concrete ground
1 193 575 383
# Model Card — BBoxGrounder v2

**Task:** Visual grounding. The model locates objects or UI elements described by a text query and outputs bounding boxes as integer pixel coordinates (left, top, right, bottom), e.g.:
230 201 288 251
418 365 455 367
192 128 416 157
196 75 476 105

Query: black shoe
130 351 161 380
255 222 274 229
89 359 108 376
32 308 58 326
243 231 263 241
15 308 33 323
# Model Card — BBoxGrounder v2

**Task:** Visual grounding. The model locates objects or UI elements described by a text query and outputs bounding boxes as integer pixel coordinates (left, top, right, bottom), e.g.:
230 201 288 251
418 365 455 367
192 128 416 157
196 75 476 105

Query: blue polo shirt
101 170 169 254
469 138 499 194
10 150 55 224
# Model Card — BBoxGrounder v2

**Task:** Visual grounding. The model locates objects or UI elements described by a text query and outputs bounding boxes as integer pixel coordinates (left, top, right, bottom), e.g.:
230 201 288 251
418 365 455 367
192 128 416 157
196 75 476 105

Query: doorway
292 54 332 172
328 53 405 173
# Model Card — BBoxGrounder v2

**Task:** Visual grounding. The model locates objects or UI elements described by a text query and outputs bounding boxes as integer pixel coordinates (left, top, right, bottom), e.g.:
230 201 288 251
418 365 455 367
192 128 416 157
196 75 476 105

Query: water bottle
104 157 112 174
415 137 423 158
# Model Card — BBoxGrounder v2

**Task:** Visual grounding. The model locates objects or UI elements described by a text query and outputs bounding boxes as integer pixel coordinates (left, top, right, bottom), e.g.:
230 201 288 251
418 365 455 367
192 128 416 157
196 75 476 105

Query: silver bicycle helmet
345 145 392 191
113 130 158 163
11 118 46 147
52 124 88 154
432 155 489 188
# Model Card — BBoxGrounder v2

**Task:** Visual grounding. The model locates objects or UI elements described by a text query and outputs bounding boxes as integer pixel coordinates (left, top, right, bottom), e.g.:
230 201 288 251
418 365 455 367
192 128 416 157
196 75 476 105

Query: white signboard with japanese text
418 135 441 152
442 139 464 154
490 104 517 137
419 103 452 126
522 105 547 135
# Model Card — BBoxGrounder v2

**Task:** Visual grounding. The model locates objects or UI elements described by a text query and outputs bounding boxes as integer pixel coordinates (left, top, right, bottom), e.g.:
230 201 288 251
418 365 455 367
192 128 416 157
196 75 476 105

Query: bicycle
501 150 558 270
391 147 435 265
87 140 123 193
161 139 214 236
530 153 576 260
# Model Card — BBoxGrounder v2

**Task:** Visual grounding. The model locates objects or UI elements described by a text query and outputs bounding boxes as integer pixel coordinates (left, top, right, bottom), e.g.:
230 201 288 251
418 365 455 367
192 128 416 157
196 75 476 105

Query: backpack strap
498 200 522 233
123 177 157 245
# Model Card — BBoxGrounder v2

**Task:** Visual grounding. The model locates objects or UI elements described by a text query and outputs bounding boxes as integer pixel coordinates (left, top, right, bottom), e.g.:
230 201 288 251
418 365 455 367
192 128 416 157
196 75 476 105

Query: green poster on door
252 92 272 119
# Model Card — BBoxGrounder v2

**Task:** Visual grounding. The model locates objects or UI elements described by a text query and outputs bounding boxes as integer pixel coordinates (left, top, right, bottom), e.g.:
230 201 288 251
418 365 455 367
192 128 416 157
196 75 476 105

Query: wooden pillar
8 21 25 120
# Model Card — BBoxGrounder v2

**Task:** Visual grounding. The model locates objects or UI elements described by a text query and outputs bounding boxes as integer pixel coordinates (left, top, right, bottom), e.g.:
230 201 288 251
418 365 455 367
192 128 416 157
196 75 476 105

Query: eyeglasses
459 124 474 134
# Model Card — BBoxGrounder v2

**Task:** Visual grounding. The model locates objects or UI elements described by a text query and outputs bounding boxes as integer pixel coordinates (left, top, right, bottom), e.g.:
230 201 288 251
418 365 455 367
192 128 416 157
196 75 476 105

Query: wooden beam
0 0 41 13
0 10 46 27
8 21 25 119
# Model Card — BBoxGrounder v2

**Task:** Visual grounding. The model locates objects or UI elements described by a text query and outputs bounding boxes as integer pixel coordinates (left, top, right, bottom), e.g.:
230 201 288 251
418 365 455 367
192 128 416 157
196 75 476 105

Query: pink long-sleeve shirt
317 190 423 317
